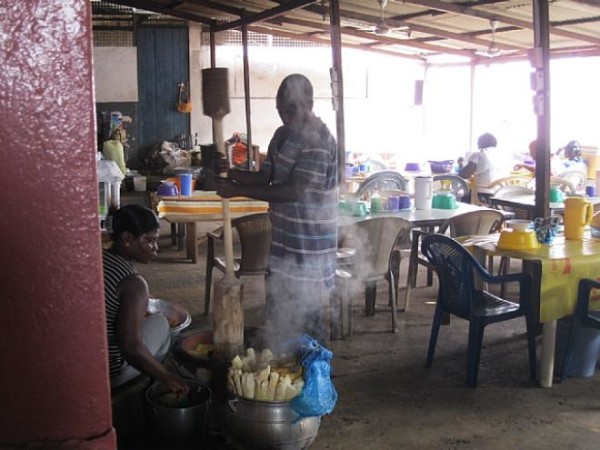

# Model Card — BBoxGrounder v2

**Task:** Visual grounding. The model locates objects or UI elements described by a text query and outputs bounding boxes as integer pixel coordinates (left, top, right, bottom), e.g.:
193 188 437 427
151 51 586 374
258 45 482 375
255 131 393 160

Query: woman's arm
459 161 477 180
116 274 188 394
513 162 535 173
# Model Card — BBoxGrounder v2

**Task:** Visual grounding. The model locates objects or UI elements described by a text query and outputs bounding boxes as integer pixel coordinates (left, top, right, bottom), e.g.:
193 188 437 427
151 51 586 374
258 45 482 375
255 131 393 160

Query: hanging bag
176 82 192 113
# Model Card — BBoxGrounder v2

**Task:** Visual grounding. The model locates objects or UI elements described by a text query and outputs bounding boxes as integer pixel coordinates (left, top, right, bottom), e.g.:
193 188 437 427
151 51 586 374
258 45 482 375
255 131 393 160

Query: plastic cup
179 173 193 196
388 196 400 210
370 196 381 213
549 187 563 203
586 185 596 197
133 176 147 192
398 195 411 209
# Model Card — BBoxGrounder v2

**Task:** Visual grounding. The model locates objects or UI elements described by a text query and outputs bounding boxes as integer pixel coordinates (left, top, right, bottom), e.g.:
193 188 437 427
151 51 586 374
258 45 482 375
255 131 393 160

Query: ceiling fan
357 0 411 38
475 19 516 58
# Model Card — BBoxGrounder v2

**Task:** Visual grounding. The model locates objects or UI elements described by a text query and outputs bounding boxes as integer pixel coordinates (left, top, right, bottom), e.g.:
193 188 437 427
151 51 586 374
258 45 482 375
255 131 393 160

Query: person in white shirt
459 133 509 191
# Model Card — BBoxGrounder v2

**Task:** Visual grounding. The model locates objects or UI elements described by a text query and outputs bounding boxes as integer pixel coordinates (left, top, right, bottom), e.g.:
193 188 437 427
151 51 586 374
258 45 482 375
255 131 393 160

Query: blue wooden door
136 26 190 160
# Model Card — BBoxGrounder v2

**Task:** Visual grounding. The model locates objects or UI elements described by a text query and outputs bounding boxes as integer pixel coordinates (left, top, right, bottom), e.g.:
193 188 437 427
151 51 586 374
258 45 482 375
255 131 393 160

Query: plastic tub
428 160 454 174
556 315 600 378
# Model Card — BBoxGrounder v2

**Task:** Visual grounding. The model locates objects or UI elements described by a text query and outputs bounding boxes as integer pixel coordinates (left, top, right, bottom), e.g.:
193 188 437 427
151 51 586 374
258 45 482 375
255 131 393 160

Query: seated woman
515 140 587 190
103 204 188 395
459 133 511 191
555 140 587 177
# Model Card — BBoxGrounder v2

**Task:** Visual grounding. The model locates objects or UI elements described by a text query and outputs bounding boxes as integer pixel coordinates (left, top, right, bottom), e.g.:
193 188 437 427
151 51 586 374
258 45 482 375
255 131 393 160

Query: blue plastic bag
289 335 338 419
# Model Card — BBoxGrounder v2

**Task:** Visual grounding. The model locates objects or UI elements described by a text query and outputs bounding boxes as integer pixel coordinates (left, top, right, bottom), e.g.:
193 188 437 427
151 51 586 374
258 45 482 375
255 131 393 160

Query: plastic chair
433 174 470 203
355 171 408 201
489 185 535 220
525 177 576 195
404 209 505 311
421 234 537 387
337 217 412 332
204 212 271 314
473 175 532 206
556 170 587 192
559 279 600 382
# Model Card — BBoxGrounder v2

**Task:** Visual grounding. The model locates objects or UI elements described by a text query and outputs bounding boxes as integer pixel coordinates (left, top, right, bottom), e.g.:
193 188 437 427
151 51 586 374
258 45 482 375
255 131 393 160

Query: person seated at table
555 140 587 176
459 132 510 193
103 204 188 395
513 139 562 175
515 139 587 178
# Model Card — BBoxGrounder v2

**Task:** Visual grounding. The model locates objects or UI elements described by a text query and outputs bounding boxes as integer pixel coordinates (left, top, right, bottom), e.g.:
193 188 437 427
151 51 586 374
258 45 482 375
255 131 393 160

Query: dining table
489 194 600 219
156 191 269 263
464 231 600 388
338 201 501 229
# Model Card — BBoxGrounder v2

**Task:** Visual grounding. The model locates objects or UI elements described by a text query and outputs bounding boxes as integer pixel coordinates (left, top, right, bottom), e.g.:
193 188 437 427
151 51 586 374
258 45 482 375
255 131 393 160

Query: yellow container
581 145 599 180
564 196 593 240
497 230 540 250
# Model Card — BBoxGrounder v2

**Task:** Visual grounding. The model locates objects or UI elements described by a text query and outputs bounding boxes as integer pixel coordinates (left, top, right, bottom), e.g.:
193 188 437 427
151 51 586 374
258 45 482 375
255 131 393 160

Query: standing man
216 74 338 345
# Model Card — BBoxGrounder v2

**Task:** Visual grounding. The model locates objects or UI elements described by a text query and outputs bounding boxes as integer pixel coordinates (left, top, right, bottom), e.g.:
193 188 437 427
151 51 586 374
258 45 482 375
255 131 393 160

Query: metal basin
224 396 320 450
147 298 191 336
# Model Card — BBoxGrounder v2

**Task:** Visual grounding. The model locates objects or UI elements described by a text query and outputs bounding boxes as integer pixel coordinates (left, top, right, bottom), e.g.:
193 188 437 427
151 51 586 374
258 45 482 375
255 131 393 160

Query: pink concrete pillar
0 1 115 448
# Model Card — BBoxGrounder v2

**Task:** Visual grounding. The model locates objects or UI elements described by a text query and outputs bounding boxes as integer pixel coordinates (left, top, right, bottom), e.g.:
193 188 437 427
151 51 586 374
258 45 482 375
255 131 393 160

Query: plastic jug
564 196 593 240
414 176 433 210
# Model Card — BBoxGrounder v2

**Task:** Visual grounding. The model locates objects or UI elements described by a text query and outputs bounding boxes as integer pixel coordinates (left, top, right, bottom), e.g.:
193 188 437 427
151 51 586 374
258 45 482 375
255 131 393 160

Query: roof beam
106 0 215 23
175 0 243 16
273 16 476 58
246 24 424 61
213 0 318 32
400 0 600 46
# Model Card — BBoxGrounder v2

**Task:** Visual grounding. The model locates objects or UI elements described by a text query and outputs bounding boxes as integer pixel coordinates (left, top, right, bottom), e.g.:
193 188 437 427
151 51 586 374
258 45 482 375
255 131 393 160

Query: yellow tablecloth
538 238 600 322
157 191 268 217
464 235 600 322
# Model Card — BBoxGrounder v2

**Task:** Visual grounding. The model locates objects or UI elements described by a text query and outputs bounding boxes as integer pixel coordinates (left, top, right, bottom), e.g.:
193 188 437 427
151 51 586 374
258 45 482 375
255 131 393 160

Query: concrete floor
124 220 600 450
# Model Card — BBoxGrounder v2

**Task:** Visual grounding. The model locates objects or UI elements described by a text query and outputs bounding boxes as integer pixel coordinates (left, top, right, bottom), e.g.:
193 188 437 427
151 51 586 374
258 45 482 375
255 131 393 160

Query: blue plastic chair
421 234 537 387
559 279 600 382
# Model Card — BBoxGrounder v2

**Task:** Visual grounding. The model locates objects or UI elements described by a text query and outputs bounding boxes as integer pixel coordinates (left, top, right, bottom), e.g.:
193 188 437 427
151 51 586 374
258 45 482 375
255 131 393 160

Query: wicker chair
204 213 271 315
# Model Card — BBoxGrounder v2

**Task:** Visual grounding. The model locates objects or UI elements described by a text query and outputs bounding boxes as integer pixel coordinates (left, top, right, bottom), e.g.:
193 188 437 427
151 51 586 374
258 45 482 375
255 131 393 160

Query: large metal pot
145 379 211 448
224 396 320 450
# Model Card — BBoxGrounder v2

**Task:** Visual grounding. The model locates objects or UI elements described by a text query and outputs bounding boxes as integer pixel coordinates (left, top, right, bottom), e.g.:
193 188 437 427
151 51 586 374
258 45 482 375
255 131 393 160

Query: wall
0 1 115 448
94 47 138 102
93 27 426 170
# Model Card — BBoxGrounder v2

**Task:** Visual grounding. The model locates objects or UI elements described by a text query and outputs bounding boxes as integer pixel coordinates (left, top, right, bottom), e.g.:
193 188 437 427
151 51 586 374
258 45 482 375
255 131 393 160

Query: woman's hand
163 372 190 396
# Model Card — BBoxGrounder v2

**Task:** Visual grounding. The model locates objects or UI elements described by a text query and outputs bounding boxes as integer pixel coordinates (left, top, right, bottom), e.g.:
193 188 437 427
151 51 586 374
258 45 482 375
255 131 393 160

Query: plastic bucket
133 176 147 192
556 315 600 378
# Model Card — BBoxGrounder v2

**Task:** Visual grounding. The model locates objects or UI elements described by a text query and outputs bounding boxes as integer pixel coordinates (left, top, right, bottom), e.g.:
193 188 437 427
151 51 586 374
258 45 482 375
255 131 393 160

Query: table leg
539 320 557 388
185 222 198 263
177 223 185 251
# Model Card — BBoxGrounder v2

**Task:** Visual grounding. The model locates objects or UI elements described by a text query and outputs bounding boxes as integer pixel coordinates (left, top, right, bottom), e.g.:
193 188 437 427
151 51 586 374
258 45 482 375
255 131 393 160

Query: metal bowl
147 298 192 336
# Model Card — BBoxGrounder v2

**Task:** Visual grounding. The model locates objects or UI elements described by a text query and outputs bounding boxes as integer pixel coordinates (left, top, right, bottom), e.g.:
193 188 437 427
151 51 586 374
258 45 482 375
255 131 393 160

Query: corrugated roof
92 0 600 63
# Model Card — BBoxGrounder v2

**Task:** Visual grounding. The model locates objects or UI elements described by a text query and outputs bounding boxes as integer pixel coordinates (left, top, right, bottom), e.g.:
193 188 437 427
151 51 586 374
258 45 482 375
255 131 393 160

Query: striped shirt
102 248 137 377
260 115 338 291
